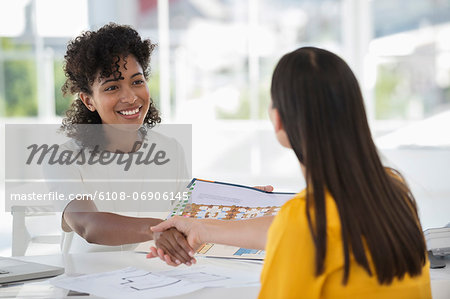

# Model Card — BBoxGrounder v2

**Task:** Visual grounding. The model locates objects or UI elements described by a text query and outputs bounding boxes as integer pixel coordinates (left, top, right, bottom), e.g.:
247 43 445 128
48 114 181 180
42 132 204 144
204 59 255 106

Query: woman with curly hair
44 23 195 266
61 23 160 133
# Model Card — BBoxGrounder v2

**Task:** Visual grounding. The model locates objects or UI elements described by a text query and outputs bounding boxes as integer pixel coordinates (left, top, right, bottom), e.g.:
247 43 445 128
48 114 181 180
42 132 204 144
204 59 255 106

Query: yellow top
259 190 431 299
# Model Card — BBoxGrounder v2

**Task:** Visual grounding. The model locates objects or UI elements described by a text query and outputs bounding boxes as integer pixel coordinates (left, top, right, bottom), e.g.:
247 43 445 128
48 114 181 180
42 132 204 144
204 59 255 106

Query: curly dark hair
61 23 161 134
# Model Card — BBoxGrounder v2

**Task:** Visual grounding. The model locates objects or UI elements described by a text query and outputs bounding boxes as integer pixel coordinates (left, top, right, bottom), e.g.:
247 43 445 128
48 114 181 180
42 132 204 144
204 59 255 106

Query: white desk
1 251 262 298
429 255 450 299
2 252 450 298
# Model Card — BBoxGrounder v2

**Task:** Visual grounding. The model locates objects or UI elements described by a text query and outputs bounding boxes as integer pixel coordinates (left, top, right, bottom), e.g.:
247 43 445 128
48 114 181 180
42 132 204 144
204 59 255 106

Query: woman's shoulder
274 189 342 234
143 127 187 160
278 189 337 216
273 190 308 226
144 128 180 148
54 138 83 153
281 190 307 210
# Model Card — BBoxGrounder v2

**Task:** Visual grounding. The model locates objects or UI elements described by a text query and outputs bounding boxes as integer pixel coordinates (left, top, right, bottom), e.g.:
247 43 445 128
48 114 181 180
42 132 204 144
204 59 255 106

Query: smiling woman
40 23 195 266
79 55 150 126
61 23 160 130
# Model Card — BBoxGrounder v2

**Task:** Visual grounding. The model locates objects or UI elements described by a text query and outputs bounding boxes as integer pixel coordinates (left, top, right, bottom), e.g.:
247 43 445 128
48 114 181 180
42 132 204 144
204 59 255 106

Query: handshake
147 185 274 266
148 216 201 266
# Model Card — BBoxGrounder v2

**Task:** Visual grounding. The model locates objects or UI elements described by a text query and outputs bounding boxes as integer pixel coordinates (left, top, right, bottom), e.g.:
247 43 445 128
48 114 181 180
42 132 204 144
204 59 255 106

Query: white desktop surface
2 252 450 299
2 251 262 298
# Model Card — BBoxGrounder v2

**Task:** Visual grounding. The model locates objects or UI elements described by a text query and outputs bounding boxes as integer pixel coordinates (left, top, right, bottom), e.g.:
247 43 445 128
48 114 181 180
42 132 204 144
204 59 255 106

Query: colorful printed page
169 178 296 260
169 178 295 219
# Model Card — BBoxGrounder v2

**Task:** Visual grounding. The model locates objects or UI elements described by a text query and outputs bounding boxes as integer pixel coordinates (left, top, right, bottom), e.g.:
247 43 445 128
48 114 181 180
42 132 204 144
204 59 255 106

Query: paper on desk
50 264 260 299
51 267 201 299
196 243 265 260
162 264 260 288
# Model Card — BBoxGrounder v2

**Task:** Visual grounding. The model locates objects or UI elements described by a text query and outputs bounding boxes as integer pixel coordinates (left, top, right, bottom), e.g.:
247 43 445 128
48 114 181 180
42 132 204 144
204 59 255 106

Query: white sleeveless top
43 130 190 253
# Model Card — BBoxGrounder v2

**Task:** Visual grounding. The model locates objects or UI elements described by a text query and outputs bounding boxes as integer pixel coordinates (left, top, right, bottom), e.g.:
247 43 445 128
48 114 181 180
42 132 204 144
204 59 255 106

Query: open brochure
169 178 295 220
139 178 294 260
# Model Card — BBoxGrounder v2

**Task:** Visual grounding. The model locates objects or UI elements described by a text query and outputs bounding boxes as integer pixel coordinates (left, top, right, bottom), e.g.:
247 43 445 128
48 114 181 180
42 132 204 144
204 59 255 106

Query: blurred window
370 0 450 121
0 0 87 119
0 0 448 125
138 0 342 121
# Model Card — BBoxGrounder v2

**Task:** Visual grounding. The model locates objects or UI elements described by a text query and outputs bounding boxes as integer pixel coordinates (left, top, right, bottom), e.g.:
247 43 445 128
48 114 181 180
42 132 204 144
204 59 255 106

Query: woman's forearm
64 211 162 245
200 216 274 250
63 198 163 246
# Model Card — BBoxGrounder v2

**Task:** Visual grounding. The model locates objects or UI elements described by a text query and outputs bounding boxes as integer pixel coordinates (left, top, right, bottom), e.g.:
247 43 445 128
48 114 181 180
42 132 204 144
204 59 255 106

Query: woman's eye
133 80 145 85
104 85 117 91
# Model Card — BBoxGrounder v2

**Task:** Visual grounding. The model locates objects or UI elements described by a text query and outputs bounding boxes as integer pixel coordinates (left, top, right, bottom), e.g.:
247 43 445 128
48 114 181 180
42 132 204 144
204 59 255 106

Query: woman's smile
117 105 143 119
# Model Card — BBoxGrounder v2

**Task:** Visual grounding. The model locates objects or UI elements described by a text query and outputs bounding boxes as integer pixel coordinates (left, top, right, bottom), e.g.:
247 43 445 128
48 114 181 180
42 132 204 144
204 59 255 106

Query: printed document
168 179 296 260
51 265 259 299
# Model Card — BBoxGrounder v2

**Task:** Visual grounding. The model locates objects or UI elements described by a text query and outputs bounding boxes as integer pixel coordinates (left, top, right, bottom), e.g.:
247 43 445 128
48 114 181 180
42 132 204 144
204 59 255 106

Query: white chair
11 205 62 256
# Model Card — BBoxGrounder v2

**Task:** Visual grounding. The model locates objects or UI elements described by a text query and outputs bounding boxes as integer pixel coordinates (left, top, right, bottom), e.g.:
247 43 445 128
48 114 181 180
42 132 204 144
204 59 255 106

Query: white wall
380 148 450 229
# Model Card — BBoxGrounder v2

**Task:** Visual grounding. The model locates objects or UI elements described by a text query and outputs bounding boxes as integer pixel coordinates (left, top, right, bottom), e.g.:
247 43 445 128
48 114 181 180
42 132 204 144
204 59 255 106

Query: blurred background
0 0 449 256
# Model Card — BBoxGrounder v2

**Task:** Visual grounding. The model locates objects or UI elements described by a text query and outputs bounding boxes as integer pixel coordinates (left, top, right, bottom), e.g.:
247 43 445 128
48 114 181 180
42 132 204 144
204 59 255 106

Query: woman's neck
103 125 143 153
300 163 306 178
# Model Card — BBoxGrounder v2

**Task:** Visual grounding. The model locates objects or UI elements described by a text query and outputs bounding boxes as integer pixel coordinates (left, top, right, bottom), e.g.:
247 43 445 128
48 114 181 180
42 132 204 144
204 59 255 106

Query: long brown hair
271 47 426 284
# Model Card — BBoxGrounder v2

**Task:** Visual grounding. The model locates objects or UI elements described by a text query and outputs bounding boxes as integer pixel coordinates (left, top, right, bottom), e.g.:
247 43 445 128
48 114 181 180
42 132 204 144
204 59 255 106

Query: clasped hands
148 185 274 266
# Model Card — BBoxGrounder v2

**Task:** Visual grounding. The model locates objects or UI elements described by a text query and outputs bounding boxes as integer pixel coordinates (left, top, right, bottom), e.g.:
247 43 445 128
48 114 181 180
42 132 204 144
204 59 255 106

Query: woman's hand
253 185 274 192
147 185 274 266
151 216 206 251
148 227 196 266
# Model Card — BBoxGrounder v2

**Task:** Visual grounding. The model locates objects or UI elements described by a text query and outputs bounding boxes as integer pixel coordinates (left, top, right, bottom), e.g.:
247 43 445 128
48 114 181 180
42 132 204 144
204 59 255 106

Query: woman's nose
119 87 137 104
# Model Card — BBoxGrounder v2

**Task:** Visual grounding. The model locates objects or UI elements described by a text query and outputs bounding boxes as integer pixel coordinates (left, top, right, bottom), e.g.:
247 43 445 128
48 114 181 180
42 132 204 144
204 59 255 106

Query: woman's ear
269 107 284 132
79 92 95 112
269 108 291 149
